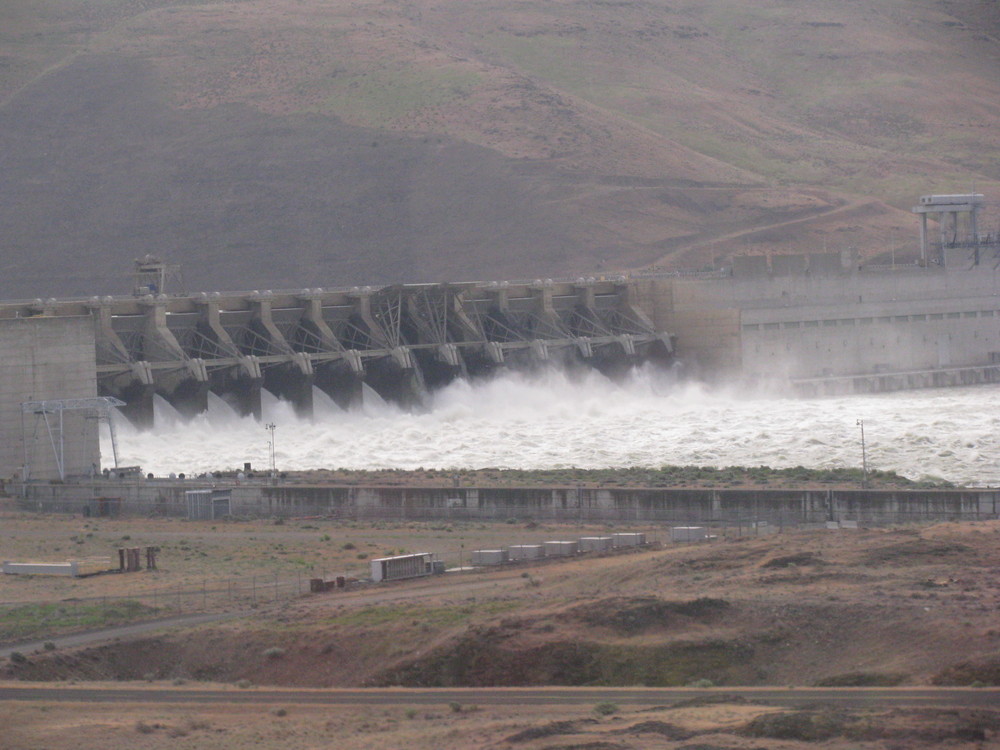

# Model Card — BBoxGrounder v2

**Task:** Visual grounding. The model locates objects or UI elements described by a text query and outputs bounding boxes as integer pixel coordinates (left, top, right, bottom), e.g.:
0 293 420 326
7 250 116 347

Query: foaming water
103 367 1000 485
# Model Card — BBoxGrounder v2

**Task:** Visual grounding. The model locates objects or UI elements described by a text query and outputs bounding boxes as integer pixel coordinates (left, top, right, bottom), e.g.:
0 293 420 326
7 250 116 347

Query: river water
104 366 1000 486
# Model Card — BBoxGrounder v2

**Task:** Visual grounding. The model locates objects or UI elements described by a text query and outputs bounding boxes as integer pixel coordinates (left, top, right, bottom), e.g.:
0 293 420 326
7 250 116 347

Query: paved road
0 685 997 709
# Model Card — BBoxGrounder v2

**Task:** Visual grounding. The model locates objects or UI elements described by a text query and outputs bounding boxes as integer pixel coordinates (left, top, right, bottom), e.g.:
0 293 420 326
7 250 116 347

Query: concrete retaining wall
17 481 999 525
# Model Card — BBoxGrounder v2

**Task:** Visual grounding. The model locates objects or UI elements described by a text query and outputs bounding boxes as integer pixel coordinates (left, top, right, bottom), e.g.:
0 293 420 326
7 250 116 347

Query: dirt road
1 684 997 710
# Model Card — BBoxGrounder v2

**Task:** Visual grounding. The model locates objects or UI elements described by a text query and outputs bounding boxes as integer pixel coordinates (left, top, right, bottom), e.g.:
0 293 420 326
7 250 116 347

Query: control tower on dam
0 278 672 427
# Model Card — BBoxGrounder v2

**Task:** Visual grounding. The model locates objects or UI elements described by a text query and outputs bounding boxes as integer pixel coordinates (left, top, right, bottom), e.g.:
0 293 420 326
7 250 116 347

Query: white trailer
508 544 546 561
578 536 613 552
471 549 509 566
370 552 433 582
611 532 646 547
544 540 579 556
670 526 708 542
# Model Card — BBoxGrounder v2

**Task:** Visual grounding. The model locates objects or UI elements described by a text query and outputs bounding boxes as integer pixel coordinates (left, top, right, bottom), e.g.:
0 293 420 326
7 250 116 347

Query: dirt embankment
5 521 1000 690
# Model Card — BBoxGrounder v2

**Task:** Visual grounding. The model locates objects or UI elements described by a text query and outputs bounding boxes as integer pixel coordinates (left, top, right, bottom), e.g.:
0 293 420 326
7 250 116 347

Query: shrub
449 701 463 713
342 542 356 550
594 702 619 716
263 647 285 660
235 679 253 689
9 652 27 664
43 642 56 651
742 711 844 741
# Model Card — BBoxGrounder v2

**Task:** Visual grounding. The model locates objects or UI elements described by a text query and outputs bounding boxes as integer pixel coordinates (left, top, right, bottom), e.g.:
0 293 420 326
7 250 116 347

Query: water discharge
104 367 1000 486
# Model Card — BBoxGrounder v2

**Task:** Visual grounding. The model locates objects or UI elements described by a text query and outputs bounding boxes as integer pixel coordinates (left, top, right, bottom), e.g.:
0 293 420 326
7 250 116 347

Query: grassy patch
0 599 159 642
385 635 754 687
815 671 907 687
322 600 518 630
741 710 845 741
320 67 481 125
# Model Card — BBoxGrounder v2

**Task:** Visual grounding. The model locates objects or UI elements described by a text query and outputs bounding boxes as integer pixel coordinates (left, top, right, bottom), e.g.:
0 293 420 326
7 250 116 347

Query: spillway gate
6 279 672 426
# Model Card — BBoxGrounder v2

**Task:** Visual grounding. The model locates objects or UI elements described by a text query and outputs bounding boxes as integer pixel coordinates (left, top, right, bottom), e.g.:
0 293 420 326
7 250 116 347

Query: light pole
265 422 276 479
856 419 869 488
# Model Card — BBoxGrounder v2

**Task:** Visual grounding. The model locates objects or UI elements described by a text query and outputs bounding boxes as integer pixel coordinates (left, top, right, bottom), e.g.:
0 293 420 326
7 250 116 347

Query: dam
4 192 1000 480
3 275 671 429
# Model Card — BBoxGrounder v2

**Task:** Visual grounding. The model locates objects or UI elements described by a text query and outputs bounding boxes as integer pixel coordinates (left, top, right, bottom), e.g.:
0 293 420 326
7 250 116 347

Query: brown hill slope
1 0 998 297
6 522 1000 689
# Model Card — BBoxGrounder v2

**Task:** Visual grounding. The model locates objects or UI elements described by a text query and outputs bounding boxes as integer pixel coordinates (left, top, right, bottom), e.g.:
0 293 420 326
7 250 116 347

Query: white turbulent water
102 367 1000 486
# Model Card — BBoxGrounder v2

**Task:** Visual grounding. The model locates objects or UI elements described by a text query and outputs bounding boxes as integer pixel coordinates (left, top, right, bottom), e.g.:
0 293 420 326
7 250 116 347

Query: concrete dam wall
634 250 1000 392
18 480 999 526
0 279 671 428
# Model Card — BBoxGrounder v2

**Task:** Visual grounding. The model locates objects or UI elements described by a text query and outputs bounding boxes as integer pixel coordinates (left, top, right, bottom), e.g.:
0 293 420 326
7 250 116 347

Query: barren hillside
5 520 999 690
1 0 998 297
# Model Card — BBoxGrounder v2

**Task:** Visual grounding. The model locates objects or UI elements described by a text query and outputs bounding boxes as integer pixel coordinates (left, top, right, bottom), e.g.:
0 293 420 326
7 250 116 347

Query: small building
370 552 433 582
578 536 613 552
611 532 646 547
508 544 545 561
544 540 578 556
471 549 509 566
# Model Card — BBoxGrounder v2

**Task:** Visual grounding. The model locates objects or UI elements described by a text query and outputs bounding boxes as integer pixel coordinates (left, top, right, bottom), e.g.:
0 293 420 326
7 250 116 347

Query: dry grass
3 516 1000 747
0 508 645 605
1 691 997 750
4 512 1000 693
1 0 999 297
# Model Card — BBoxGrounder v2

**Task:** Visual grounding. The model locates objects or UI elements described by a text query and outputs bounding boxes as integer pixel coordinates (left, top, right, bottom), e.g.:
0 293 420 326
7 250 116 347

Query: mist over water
105 367 1000 486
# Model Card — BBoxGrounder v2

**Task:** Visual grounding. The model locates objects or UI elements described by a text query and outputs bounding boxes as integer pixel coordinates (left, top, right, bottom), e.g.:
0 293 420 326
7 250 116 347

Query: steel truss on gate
20 397 125 480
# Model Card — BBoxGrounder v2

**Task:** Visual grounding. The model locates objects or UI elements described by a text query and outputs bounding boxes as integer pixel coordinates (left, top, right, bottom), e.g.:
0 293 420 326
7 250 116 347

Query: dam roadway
1 684 997 709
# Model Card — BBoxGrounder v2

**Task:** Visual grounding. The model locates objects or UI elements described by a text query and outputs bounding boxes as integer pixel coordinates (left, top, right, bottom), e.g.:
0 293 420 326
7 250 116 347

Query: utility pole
265 422 276 480
856 419 869 488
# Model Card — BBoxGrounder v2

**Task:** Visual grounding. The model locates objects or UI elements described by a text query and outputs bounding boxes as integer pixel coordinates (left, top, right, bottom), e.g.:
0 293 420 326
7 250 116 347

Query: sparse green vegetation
741 710 845 741
323 600 518 630
296 464 946 489
815 672 907 687
319 67 481 125
0 600 158 642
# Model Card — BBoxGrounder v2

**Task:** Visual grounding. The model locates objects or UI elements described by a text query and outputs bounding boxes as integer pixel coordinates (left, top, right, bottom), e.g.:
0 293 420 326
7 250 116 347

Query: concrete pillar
195 297 264 418
250 294 314 417
530 282 566 338
140 297 209 418
939 212 947 263
919 213 928 263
